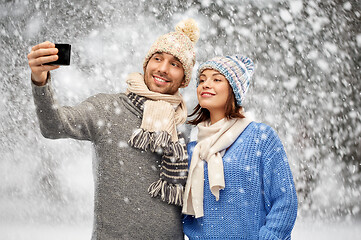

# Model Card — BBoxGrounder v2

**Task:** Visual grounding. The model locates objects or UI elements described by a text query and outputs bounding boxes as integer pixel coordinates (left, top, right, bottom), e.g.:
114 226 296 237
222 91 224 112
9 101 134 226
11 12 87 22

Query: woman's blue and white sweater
183 122 298 240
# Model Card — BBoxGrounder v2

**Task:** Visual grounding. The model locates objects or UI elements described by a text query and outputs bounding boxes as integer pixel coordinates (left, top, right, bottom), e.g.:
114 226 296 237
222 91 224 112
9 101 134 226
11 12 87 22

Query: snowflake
97 119 104 127
114 107 121 115
118 141 128 148
261 133 268 140
279 9 293 23
154 120 162 130
184 50 194 62
343 2 352 10
214 173 222 180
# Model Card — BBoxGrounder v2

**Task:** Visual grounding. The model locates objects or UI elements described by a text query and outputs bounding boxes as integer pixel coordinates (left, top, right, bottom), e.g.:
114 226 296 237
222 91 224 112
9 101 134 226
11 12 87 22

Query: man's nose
158 61 169 74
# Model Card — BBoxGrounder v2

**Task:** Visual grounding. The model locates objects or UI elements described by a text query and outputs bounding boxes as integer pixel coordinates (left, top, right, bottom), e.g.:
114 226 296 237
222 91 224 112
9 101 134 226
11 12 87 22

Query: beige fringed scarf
182 117 252 218
126 72 187 142
126 72 188 206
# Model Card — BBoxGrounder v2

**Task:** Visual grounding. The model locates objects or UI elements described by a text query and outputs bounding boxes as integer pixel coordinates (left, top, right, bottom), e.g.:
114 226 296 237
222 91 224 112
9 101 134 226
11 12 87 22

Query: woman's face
197 69 231 114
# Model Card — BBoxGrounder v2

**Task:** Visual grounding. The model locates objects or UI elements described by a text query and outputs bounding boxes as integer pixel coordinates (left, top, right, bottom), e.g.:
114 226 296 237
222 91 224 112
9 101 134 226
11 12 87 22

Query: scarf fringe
129 129 187 161
148 179 184 206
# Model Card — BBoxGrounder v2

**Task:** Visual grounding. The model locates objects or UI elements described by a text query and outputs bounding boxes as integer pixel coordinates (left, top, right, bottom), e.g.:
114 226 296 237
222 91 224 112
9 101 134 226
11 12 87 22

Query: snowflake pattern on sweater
182 122 298 240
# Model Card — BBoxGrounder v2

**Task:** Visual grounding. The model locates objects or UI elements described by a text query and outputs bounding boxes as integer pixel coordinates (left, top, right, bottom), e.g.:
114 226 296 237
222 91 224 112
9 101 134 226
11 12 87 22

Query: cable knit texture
183 122 298 240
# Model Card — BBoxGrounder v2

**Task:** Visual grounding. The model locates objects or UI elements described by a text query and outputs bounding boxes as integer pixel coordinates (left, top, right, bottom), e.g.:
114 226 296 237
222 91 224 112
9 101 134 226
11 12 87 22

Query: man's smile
153 75 170 85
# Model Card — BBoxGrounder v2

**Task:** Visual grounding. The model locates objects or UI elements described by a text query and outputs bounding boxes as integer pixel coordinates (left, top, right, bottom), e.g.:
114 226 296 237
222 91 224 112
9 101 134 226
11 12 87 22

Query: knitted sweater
182 122 297 240
31 79 184 240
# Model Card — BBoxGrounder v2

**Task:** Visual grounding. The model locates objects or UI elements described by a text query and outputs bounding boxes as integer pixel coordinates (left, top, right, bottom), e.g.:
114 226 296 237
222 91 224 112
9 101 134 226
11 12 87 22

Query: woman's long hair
188 85 245 125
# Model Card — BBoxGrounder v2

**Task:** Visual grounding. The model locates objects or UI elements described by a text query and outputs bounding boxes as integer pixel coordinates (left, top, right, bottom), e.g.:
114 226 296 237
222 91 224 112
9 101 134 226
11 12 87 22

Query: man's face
144 52 185 95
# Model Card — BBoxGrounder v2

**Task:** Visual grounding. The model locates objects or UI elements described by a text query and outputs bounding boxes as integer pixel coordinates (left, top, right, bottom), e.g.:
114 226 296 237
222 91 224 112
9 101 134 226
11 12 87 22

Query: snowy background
1 0 360 239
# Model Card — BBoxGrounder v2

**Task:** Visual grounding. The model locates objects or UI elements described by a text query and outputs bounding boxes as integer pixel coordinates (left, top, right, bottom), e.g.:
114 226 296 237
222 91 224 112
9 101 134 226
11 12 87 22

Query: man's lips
200 91 215 97
153 75 170 85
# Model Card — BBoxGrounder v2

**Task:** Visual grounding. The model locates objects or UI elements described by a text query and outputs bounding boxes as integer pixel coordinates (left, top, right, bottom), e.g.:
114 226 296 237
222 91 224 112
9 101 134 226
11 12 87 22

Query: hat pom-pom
238 55 255 77
175 18 200 44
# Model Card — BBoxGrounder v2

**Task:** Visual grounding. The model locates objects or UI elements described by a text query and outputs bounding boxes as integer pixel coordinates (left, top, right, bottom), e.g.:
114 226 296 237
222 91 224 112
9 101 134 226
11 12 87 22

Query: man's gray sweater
32 80 184 240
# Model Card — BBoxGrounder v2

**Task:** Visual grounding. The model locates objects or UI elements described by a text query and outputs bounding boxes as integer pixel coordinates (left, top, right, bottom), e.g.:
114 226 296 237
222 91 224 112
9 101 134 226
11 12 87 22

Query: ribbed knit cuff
259 226 282 240
31 73 56 107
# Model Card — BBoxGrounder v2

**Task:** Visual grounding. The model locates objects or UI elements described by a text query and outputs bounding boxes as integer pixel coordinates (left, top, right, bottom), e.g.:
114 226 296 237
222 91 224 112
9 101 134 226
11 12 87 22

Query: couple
27 19 297 239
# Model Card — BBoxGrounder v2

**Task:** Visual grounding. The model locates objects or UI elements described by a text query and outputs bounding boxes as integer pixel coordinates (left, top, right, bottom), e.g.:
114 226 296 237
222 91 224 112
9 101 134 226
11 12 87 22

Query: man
27 19 199 240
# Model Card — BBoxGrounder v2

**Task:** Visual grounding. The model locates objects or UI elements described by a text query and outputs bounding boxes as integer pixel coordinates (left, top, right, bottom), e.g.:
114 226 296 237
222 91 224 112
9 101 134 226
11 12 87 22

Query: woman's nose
202 79 211 88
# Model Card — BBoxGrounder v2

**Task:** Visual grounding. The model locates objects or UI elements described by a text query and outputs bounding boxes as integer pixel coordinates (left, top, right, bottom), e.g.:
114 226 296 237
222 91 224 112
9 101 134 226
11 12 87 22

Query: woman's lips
201 92 215 97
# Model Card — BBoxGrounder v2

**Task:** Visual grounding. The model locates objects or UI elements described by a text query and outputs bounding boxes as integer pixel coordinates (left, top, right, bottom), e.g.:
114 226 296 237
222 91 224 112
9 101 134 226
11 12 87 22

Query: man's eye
199 79 205 83
172 62 180 67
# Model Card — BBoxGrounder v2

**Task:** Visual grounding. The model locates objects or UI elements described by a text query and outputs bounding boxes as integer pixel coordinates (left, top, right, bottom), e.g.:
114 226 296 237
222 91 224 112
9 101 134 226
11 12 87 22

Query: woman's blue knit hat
197 55 254 106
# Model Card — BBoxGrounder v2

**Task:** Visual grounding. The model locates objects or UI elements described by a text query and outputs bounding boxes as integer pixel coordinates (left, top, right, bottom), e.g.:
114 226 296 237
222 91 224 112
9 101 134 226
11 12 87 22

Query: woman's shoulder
248 121 270 130
241 121 281 143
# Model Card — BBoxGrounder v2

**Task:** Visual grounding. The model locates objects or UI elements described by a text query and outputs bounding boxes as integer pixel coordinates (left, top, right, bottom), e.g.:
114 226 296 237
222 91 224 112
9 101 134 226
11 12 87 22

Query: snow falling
1 0 360 239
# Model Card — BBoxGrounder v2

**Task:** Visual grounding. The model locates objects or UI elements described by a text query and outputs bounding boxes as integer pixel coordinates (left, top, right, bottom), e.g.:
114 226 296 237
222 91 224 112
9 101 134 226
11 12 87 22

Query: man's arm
31 74 104 141
28 41 104 141
259 127 298 240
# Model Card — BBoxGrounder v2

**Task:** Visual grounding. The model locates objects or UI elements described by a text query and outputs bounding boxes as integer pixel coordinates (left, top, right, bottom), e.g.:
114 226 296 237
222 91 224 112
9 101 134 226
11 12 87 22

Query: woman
182 55 298 239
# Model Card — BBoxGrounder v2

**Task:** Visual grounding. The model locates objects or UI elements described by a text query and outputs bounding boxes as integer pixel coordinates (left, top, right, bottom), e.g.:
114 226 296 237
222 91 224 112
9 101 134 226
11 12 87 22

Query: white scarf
126 72 187 142
182 117 252 218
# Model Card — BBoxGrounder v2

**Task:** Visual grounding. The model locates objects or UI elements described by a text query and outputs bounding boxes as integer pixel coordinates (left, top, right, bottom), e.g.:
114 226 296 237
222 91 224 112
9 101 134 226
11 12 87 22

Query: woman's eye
215 79 222 82
199 79 205 83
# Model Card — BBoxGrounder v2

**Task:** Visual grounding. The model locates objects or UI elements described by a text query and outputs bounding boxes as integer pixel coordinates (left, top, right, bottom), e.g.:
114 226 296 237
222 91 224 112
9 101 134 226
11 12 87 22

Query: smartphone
45 43 71 65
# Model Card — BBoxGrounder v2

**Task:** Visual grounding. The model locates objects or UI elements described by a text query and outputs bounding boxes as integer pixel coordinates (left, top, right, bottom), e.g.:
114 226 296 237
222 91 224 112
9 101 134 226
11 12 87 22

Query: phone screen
44 44 71 65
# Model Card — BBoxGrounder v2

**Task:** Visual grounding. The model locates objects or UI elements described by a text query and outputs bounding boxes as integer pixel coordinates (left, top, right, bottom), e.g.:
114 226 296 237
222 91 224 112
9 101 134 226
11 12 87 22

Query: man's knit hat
197 55 255 106
143 18 200 88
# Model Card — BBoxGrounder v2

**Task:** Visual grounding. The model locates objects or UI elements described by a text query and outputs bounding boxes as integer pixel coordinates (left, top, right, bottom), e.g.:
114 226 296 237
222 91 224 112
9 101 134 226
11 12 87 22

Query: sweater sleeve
259 126 298 240
31 75 106 141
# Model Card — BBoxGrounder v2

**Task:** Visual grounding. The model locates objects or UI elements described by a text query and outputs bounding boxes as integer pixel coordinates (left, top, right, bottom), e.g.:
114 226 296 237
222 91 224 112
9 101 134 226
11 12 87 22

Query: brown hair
188 85 245 125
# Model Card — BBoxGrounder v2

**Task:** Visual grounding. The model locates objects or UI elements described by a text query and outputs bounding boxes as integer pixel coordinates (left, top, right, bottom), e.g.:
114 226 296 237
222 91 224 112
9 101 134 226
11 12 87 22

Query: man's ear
180 77 186 87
